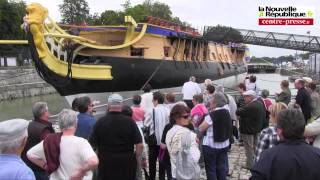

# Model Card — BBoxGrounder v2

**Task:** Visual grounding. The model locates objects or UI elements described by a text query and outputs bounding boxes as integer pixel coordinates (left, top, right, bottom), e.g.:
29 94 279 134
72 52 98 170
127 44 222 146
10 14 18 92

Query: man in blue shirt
75 96 96 139
0 119 35 180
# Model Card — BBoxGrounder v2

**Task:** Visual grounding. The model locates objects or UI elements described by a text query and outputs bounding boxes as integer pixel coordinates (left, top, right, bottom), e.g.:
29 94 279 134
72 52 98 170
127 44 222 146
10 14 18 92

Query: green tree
86 13 101 25
123 0 176 23
204 25 243 44
100 10 124 25
0 0 25 40
299 52 311 60
121 0 131 10
59 0 90 24
148 1 172 20
0 0 27 58
124 4 147 22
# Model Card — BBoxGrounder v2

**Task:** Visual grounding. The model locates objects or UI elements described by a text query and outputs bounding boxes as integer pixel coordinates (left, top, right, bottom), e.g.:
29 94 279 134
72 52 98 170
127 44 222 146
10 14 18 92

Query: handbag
158 148 166 162
232 120 239 139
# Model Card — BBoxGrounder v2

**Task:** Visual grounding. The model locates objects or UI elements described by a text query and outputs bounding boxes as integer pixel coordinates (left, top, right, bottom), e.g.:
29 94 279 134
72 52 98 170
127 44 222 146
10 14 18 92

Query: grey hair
261 89 270 98
32 102 48 119
204 79 213 87
216 85 224 93
213 92 227 107
277 109 305 140
0 130 27 153
58 109 77 130
107 103 123 112
189 76 196 82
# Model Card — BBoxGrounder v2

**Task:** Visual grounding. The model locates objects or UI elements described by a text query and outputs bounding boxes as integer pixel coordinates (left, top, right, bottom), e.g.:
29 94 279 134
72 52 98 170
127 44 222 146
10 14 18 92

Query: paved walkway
225 141 252 180
198 140 251 180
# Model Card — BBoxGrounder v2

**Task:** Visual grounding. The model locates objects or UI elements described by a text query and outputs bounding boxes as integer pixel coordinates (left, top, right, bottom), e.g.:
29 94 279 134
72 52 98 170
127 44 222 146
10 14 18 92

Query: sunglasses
181 114 190 119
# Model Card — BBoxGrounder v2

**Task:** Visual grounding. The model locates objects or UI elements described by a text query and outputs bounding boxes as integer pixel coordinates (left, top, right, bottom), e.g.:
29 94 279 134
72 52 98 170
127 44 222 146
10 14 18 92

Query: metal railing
48 90 242 120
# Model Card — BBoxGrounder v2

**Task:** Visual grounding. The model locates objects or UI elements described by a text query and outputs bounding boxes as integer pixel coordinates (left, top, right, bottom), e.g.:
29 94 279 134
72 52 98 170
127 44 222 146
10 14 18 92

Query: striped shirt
202 107 230 149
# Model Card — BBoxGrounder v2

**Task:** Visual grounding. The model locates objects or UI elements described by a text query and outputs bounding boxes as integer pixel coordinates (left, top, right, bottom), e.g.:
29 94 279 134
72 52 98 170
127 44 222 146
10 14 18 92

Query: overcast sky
25 0 319 57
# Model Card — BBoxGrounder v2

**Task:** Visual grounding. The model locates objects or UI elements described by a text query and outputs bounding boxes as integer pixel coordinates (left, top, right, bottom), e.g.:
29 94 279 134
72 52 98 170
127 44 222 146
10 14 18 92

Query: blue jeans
202 145 228 180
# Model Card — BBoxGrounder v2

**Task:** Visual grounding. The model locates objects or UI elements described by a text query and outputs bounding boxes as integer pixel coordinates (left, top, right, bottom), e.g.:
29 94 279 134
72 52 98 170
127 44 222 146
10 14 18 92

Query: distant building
0 57 17 67
309 54 320 74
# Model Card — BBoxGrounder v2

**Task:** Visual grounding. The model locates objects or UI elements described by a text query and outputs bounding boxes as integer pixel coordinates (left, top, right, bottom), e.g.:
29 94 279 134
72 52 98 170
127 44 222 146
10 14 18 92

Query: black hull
56 58 245 95
28 35 247 96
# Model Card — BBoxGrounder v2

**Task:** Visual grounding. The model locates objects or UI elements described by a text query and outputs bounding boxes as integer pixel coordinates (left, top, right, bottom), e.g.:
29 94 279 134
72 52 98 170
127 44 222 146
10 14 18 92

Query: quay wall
279 68 305 76
0 67 57 101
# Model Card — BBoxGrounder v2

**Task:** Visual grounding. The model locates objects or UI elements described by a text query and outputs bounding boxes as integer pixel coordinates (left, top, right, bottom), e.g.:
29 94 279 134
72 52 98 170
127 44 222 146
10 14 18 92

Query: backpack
176 131 201 180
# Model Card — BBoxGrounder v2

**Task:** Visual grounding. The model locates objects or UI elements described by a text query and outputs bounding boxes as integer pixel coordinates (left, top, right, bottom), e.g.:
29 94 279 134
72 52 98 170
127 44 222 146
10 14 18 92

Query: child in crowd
261 89 272 110
191 94 209 128
131 95 145 128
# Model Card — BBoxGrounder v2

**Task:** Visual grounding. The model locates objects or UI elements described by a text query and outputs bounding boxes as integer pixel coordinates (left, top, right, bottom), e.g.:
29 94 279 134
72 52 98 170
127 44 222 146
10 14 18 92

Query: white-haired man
182 76 201 109
89 93 143 180
0 119 35 180
27 109 98 180
22 102 54 180
236 90 265 169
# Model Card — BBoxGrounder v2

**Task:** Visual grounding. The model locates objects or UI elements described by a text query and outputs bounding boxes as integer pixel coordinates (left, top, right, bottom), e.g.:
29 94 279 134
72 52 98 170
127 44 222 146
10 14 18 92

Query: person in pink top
131 95 145 128
191 94 209 128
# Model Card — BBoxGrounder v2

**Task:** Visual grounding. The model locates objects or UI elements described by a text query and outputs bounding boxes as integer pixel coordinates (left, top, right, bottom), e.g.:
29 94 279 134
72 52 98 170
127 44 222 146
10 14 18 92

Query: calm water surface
0 94 68 121
0 73 294 121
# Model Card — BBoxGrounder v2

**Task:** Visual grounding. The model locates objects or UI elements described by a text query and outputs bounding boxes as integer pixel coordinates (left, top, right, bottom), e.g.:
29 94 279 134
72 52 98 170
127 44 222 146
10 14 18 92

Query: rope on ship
140 60 165 91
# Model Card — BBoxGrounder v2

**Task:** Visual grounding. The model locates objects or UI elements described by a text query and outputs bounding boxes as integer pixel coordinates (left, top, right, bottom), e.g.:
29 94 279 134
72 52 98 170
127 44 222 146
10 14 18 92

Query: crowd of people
2 75 320 180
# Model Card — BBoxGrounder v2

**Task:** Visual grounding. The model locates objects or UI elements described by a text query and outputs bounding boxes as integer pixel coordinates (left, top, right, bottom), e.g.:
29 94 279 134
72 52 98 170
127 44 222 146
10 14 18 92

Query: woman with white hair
199 93 232 180
27 109 98 180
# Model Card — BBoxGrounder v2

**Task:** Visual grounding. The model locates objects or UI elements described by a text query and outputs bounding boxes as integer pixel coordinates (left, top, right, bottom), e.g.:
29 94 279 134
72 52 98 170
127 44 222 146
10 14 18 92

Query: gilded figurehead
24 3 48 58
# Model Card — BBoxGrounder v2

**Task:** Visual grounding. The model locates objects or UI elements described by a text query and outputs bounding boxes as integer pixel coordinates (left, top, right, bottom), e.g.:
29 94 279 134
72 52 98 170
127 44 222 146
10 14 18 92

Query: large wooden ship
22 3 248 96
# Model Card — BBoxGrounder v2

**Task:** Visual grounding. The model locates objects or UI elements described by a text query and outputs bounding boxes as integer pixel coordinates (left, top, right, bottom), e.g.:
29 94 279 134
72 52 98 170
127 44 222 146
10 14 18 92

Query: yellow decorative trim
25 3 112 80
124 16 137 44
58 24 127 28
0 40 28 44
44 23 148 50
42 50 113 80
44 33 98 44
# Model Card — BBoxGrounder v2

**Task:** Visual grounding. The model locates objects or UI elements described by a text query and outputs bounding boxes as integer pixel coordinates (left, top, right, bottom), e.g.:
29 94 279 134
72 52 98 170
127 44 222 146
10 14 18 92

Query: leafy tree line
203 25 243 44
250 53 311 64
0 0 29 65
60 0 190 26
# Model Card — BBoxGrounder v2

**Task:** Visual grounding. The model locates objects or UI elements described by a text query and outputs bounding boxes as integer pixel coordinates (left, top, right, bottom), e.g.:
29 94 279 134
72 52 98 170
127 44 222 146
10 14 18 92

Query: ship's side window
131 47 144 56
164 47 170 57
212 52 216 60
203 46 208 61
220 60 225 70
